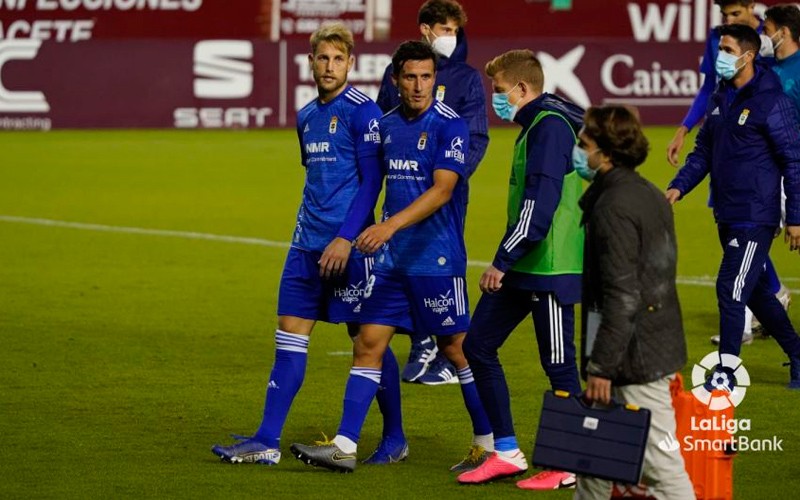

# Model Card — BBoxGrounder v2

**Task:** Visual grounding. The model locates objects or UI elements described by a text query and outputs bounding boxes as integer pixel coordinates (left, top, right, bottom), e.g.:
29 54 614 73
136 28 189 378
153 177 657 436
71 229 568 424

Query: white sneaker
777 284 792 310
710 332 753 346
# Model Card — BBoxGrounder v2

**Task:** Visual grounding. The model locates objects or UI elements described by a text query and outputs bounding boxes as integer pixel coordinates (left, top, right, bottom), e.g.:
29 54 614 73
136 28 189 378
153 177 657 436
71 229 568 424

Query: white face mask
424 25 457 58
432 35 457 58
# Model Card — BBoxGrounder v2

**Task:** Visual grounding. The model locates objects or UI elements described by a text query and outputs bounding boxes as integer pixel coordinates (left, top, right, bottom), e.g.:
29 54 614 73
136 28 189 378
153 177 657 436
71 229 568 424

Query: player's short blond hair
310 23 355 56
485 49 544 92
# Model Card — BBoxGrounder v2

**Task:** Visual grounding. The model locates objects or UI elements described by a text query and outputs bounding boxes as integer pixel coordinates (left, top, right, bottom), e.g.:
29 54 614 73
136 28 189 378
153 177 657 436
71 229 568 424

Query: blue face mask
491 83 520 121
572 145 599 181
715 50 749 80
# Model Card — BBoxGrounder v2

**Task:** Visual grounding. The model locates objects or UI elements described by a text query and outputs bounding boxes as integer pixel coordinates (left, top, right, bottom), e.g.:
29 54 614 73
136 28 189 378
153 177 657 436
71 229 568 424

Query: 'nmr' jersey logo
363 118 381 143
388 159 419 171
445 136 465 163
305 142 330 153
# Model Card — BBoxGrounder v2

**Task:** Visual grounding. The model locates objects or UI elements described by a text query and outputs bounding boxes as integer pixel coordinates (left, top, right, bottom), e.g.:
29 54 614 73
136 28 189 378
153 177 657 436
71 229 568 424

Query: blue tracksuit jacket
669 63 800 227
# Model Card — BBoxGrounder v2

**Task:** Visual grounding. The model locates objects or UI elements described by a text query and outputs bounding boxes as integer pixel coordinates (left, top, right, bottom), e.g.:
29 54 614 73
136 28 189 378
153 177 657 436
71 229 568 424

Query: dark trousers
463 288 581 439
716 225 800 358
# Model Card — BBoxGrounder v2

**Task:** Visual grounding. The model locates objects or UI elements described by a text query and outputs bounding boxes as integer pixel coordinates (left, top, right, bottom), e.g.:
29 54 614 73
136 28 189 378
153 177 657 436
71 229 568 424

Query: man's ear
419 23 430 39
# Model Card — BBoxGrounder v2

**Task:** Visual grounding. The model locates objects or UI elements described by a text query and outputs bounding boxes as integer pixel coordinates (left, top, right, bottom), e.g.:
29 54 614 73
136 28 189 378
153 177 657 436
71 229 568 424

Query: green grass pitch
1 127 798 498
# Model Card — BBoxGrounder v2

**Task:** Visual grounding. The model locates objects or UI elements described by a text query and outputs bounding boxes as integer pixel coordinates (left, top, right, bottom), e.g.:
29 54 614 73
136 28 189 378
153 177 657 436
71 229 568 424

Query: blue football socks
337 367 382 443
254 330 309 448
375 347 405 440
457 366 493 436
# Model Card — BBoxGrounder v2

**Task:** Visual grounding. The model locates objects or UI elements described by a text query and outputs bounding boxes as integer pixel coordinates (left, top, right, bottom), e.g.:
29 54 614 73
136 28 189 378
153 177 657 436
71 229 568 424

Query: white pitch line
1 215 798 292
0 215 290 249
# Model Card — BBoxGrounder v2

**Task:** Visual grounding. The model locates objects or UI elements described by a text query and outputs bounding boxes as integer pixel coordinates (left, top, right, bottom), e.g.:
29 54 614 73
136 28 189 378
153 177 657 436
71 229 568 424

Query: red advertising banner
0 1 783 43
0 37 708 130
0 0 266 40
390 0 777 42
270 0 391 41
0 39 279 129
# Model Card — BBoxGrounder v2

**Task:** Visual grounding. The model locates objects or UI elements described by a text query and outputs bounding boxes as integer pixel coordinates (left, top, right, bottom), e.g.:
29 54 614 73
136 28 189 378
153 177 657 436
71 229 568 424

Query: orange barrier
611 374 735 499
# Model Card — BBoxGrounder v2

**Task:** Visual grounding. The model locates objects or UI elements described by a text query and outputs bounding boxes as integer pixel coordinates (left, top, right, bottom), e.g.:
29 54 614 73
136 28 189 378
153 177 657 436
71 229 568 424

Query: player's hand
667 126 688 167
785 225 800 253
355 222 396 254
319 237 352 278
479 265 504 294
665 188 682 205
585 375 612 405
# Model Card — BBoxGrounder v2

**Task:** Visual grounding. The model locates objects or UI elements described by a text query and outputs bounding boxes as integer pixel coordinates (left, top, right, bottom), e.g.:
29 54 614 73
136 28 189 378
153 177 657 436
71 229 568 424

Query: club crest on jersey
445 136 465 163
418 132 427 150
436 85 446 101
329 116 338 134
363 118 381 143
738 109 750 126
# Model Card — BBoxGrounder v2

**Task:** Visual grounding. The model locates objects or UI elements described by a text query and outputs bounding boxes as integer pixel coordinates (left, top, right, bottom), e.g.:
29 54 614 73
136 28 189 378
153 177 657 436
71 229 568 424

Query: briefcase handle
554 390 644 413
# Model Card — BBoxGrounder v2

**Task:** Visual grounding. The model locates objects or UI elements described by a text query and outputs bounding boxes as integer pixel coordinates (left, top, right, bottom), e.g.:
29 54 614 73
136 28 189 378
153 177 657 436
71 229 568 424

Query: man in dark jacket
667 23 800 389
459 49 584 490
577 105 694 500
377 0 490 386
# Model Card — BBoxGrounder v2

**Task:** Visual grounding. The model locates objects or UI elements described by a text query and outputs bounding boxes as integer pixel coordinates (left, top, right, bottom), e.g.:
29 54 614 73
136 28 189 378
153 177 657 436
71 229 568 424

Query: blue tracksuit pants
716 225 800 357
463 288 581 439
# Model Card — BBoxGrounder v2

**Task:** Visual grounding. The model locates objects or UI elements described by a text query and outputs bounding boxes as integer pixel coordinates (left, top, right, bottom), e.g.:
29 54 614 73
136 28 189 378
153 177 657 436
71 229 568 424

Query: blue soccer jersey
377 100 469 276
294 85 383 252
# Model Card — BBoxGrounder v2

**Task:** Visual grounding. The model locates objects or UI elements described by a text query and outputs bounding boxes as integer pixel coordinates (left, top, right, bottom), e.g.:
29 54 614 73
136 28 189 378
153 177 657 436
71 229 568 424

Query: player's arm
765 97 800 251
356 119 469 254
356 169 458 254
584 204 642 385
319 103 385 277
668 34 716 166
296 119 307 167
666 118 713 204
461 71 490 178
482 117 571 292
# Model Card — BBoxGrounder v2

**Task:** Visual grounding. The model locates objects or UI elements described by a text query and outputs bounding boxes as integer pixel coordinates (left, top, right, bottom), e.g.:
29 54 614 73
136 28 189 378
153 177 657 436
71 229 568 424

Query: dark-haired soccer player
290 40 492 473
211 23 405 466
377 0 489 385
667 24 800 389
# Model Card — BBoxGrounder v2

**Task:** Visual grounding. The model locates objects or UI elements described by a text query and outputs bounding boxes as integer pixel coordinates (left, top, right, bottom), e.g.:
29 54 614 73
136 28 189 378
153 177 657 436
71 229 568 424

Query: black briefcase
531 391 651 484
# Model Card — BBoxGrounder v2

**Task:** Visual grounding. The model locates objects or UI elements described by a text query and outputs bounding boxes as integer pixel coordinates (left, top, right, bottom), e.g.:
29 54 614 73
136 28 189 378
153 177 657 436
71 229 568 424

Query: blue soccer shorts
277 247 374 324
359 270 470 335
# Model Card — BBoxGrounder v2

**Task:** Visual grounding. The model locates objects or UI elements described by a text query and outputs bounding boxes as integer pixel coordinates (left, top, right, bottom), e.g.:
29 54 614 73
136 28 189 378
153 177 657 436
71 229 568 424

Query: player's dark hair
714 0 754 7
766 4 800 43
418 0 467 28
392 40 438 76
583 106 649 170
718 23 762 54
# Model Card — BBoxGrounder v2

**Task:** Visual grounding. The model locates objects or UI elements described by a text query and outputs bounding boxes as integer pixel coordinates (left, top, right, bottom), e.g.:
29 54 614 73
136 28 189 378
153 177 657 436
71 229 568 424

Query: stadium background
1 0 799 498
0 0 776 129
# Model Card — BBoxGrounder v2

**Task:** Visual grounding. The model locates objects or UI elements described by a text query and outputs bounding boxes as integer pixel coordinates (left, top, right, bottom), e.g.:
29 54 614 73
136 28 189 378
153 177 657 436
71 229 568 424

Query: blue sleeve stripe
503 199 535 251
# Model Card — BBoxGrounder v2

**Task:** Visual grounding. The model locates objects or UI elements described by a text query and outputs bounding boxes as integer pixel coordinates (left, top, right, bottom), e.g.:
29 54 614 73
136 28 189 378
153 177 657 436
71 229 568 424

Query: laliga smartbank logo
691 351 750 410
657 352 784 454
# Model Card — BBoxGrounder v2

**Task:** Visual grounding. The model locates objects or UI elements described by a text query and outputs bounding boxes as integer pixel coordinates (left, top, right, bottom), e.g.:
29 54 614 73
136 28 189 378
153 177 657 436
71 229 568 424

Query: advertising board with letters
0 1 782 129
